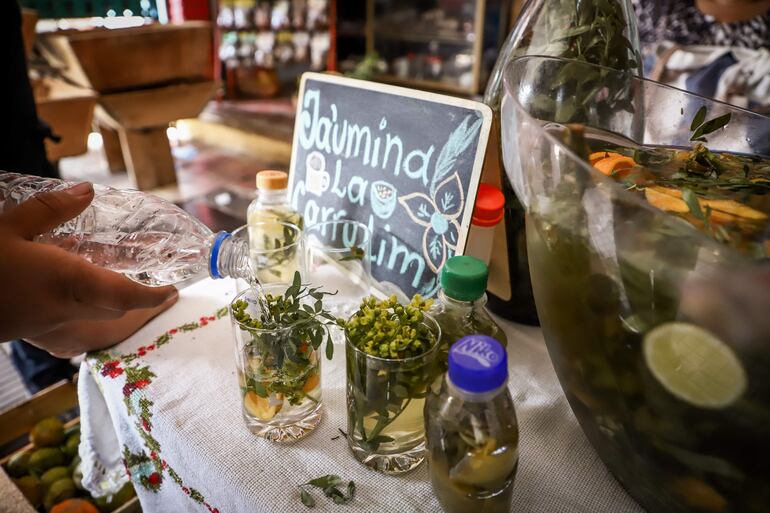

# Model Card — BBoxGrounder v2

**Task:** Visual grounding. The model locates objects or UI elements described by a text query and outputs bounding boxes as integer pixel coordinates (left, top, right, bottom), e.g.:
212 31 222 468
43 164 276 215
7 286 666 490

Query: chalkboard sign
289 73 492 299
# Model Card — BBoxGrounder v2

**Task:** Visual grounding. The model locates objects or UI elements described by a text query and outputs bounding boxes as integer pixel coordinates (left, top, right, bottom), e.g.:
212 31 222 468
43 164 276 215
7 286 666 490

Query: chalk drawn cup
301 220 372 318
305 151 331 196
370 181 398 220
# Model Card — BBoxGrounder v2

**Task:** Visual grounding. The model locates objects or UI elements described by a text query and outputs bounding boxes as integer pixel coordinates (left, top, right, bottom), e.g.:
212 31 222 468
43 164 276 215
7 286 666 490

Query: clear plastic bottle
425 335 519 513
0 172 254 286
431 256 508 373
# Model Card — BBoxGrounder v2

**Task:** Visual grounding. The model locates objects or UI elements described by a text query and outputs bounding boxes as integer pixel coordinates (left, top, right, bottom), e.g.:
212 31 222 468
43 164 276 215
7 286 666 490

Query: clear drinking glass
232 221 301 289
230 285 323 442
301 220 372 318
345 315 440 474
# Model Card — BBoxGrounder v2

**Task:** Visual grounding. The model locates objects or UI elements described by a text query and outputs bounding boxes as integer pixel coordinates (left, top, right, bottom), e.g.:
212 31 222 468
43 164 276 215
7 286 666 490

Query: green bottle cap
440 256 488 302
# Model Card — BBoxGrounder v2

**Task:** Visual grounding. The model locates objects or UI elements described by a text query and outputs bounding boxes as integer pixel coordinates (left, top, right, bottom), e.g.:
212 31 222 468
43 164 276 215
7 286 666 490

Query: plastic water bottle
425 335 519 513
0 172 254 286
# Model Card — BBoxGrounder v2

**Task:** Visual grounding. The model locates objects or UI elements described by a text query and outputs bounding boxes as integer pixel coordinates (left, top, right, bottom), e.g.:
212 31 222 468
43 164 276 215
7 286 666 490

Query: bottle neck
447 375 507 403
438 289 487 310
256 188 289 206
208 232 254 283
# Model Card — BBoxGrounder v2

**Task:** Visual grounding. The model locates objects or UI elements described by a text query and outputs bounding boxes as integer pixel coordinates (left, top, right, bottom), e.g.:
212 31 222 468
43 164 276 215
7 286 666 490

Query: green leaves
325 332 334 360
306 475 342 488
535 0 639 124
300 488 316 508
682 188 704 220
340 246 365 261
690 107 732 142
247 378 268 398
298 475 355 508
361 435 395 452
633 148 675 167
690 106 707 131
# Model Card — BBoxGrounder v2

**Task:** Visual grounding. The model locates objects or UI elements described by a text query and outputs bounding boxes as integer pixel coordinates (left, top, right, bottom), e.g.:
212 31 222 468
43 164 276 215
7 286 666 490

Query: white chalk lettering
403 146 434 186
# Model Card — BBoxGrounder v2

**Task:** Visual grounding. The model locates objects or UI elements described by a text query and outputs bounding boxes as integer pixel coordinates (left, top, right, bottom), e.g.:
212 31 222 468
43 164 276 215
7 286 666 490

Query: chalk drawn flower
399 173 464 273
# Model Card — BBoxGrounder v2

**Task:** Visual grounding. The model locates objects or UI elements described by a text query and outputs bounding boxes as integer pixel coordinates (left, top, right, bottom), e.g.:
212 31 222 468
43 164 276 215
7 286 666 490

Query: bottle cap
440 255 488 302
472 183 504 227
256 170 288 191
449 335 507 393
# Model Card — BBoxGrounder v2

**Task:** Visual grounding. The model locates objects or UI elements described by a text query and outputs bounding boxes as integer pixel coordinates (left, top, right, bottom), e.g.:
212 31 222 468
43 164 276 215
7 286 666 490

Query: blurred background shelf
335 0 514 97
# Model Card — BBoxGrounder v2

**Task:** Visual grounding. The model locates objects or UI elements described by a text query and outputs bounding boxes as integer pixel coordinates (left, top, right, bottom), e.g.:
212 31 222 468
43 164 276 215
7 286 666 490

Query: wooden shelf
374 29 473 45
375 73 474 95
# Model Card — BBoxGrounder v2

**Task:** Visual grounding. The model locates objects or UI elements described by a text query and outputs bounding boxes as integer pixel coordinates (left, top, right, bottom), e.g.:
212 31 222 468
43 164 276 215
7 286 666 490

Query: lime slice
643 322 747 409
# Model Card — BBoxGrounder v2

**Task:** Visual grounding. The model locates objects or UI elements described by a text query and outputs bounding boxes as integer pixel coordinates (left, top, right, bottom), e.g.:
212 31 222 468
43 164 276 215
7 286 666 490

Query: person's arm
0 182 177 346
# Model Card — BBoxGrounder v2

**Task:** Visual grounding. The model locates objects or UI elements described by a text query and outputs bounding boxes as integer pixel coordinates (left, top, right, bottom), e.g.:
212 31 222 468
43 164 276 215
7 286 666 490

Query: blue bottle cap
448 335 507 393
209 231 231 279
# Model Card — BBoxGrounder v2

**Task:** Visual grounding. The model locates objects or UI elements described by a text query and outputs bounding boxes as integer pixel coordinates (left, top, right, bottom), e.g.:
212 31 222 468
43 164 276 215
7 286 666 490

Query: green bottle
431 256 508 373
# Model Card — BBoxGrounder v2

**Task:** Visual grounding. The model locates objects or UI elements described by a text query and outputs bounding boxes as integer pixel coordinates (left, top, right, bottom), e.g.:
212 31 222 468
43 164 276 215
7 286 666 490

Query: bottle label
454 337 501 368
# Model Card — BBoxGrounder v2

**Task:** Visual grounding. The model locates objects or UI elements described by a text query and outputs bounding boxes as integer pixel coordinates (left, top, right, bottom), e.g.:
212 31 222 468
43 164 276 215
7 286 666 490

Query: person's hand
26 294 178 357
0 182 178 345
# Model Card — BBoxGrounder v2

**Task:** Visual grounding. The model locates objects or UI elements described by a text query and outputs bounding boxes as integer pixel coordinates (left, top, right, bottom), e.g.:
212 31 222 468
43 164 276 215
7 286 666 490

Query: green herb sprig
523 0 641 123
339 245 365 261
690 106 732 143
258 222 301 278
298 475 355 508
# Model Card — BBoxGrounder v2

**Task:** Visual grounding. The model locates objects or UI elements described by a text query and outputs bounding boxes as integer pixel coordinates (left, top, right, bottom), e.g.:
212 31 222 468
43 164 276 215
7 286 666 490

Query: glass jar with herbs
344 296 440 474
230 273 340 442
431 256 507 375
425 335 519 513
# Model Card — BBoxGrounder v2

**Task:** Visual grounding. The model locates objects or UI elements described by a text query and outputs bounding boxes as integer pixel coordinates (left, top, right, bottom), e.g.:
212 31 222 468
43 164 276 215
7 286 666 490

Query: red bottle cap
472 183 504 227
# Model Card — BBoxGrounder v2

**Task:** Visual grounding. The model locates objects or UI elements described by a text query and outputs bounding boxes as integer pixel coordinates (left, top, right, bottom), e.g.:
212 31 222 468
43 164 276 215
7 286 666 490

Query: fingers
30 293 179 357
3 182 94 239
66 259 178 312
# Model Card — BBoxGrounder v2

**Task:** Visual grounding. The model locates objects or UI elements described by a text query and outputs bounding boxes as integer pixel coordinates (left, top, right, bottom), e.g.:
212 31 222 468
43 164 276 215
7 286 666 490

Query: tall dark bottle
482 0 641 325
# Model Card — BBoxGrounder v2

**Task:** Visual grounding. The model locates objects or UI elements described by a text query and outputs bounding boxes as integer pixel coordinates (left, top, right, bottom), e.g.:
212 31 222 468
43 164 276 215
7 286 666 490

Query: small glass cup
345 314 441 474
232 221 301 291
301 220 372 318
230 285 323 442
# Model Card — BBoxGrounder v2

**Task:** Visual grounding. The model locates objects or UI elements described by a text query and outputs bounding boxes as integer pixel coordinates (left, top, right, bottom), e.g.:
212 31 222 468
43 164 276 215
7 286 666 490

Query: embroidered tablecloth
78 277 644 513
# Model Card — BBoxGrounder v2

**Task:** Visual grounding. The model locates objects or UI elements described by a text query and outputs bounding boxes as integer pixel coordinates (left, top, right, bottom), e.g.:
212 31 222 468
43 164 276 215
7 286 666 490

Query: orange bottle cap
256 170 289 190
472 183 505 227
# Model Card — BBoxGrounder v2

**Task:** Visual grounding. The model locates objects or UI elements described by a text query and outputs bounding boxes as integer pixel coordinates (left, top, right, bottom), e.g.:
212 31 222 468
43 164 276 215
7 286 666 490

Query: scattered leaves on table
297 475 356 508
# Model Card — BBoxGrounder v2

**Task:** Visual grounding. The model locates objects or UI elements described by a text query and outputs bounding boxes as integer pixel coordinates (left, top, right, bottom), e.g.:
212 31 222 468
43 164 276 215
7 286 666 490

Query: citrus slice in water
643 322 747 409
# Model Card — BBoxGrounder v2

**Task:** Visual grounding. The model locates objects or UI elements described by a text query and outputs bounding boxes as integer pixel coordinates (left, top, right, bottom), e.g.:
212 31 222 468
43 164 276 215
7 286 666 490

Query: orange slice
243 391 282 420
645 187 689 213
302 373 320 393
700 199 767 221
707 209 739 225
673 477 727 513
648 186 683 198
648 187 765 221
593 155 636 178
589 151 624 165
